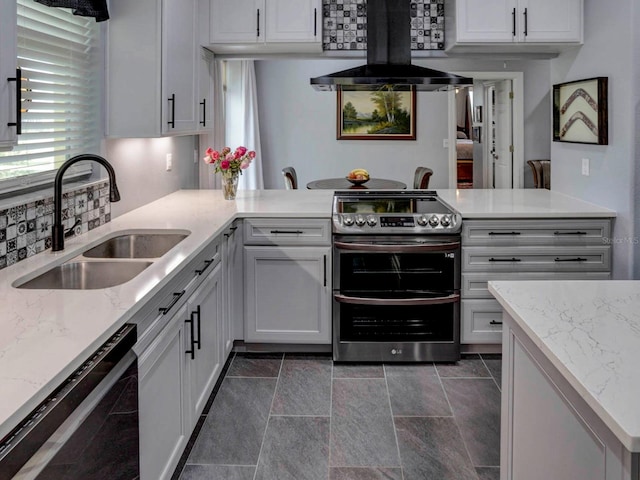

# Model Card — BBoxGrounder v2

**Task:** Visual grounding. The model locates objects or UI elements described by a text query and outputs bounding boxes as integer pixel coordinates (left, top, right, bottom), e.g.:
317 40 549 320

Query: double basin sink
15 231 190 290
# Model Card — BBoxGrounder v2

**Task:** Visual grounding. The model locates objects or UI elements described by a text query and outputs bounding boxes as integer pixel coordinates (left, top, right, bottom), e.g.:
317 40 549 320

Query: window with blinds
0 0 102 193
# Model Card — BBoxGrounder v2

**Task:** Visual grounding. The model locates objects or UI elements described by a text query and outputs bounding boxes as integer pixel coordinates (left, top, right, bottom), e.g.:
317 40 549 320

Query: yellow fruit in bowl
348 168 369 180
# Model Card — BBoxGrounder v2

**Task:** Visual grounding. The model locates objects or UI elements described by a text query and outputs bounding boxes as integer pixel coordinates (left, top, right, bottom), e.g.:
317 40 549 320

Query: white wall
550 0 639 279
254 57 551 190
104 135 199 217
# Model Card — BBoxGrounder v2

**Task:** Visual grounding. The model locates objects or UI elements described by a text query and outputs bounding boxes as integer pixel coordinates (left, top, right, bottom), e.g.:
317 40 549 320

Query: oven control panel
380 216 415 227
335 213 460 233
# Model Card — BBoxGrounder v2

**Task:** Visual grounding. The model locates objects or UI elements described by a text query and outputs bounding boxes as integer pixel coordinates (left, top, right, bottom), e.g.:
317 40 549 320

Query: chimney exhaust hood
311 0 472 91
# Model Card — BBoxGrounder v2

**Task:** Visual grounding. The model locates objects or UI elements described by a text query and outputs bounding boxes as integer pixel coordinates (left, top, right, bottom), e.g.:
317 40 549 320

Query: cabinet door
196 47 214 133
244 246 331 343
265 0 320 42
223 222 243 356
162 0 198 134
0 0 18 149
455 0 517 42
139 305 189 480
518 0 582 42
186 263 222 422
210 0 264 43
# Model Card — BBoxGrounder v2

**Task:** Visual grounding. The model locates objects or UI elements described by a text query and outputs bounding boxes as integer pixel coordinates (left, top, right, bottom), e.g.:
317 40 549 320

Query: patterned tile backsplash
0 181 111 270
322 0 445 51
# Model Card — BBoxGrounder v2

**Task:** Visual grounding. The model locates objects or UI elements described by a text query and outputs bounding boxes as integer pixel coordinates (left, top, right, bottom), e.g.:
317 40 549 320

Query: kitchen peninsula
0 188 616 477
490 280 640 480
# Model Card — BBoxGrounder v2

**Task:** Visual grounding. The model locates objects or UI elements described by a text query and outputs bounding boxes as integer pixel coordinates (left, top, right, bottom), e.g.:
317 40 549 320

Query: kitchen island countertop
0 188 616 440
489 280 640 452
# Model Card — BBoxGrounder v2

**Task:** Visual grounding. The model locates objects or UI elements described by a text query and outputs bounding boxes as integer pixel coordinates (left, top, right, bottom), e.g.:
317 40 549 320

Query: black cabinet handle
554 257 587 262
523 8 528 36
490 320 503 325
159 290 185 314
185 316 195 360
314 8 317 36
200 98 206 126
554 231 587 236
224 225 238 238
489 257 521 262
195 258 215 275
323 254 327 287
192 305 201 350
270 230 304 234
257 9 260 37
512 8 516 36
7 68 22 134
488 231 521 236
168 93 175 128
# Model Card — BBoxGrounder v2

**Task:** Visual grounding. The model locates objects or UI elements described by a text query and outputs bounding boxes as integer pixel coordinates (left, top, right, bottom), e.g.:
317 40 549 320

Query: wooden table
306 178 407 190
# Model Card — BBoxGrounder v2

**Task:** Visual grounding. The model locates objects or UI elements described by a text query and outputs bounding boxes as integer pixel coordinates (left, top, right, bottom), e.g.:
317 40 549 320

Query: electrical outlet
581 158 589 176
443 138 449 148
166 153 172 171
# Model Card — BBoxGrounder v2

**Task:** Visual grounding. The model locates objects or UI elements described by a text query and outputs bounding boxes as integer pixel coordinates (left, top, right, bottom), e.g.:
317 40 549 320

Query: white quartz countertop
489 280 640 452
0 187 615 440
437 189 616 218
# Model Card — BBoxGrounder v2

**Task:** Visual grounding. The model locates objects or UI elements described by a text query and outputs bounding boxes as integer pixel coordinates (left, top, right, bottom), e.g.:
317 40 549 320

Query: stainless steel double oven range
332 190 462 363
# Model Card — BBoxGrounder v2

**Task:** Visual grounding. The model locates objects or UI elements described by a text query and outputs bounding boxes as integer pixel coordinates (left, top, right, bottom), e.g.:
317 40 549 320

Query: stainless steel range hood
311 0 472 91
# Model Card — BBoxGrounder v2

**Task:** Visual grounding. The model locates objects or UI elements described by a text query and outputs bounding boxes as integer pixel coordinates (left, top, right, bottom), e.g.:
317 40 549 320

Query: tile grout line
327 359 334 480
382 364 405 480
251 353 285 480
479 354 502 392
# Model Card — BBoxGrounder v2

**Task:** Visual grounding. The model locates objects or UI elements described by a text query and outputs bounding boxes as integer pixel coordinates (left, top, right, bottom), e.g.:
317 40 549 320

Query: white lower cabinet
244 246 331 343
139 305 189 480
222 220 243 353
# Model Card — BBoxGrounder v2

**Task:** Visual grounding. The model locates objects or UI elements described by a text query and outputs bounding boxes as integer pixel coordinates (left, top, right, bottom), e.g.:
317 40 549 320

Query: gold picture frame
553 77 608 145
337 85 416 140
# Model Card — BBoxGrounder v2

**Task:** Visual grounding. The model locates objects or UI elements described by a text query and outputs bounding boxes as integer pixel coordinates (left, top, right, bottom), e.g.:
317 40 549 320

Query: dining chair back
282 167 298 190
413 167 433 189
527 160 550 189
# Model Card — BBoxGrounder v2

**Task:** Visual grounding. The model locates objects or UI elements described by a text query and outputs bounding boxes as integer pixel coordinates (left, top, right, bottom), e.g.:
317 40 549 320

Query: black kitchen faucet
52 154 121 252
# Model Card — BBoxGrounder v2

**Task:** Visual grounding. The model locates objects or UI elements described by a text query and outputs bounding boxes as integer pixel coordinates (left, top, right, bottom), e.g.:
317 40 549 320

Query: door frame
447 71 524 189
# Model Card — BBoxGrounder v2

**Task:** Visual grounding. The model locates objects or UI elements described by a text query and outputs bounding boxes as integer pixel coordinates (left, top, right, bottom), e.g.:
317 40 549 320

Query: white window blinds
0 0 102 191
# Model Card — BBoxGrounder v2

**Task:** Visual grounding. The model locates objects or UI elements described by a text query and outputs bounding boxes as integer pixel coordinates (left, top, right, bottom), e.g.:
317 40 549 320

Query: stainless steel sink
82 232 189 259
16 261 153 290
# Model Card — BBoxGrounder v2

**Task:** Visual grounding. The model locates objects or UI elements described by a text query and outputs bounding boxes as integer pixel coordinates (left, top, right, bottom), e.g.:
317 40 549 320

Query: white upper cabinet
208 0 321 53
0 0 18 150
107 0 210 137
446 0 582 49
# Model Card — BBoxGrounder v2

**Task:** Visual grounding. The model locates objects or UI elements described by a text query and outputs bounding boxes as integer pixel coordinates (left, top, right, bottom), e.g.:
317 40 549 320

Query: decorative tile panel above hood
322 0 444 51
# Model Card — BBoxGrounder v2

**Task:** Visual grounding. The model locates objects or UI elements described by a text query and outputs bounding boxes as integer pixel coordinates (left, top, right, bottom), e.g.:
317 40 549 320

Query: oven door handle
334 293 460 306
333 241 459 253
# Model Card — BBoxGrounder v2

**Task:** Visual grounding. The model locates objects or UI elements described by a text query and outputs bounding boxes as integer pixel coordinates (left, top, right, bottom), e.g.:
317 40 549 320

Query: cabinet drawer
462 271 611 299
461 299 503 344
462 245 610 272
244 218 331 246
462 219 611 246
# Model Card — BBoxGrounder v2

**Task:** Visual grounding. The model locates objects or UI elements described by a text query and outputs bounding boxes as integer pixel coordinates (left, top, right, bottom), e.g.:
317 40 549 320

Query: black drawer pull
488 231 521 236
512 7 516 36
523 7 528 36
7 68 22 134
554 257 587 262
195 258 215 275
489 257 521 262
159 290 185 315
192 305 201 349
489 320 503 325
270 230 304 234
167 93 175 128
554 231 587 235
200 98 206 126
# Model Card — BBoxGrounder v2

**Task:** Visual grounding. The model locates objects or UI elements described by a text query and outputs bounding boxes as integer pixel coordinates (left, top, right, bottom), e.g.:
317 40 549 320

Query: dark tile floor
173 353 501 480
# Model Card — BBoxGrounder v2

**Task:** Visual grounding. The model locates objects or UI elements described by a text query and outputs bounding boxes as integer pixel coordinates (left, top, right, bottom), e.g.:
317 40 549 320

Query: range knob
440 214 452 227
355 215 366 227
416 215 428 226
366 215 377 227
342 215 354 227
428 215 440 227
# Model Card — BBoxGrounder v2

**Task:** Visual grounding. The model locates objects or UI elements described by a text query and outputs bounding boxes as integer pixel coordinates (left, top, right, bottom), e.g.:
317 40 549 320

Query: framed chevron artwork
553 77 608 145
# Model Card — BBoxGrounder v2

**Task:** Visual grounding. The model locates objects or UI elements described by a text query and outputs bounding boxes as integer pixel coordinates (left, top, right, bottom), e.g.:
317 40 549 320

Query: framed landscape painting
337 85 416 140
553 77 608 145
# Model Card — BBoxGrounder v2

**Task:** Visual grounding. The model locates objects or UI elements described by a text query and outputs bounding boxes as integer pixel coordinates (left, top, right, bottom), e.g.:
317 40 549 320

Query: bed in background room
456 131 473 188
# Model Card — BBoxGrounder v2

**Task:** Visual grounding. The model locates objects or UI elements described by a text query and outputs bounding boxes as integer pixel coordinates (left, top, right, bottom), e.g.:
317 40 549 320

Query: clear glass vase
222 172 239 200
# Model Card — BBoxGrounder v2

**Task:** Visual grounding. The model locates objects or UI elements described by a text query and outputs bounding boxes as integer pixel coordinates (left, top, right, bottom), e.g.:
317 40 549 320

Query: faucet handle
64 218 81 238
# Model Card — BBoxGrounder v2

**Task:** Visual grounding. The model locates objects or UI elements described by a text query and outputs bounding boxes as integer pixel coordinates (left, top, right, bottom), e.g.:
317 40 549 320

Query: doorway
448 72 524 189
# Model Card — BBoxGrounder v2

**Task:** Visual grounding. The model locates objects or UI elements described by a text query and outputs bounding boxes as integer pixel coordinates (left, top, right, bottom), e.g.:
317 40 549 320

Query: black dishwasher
0 324 138 480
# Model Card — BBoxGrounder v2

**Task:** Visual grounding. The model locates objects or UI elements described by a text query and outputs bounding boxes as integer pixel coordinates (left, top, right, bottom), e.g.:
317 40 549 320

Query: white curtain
225 61 264 190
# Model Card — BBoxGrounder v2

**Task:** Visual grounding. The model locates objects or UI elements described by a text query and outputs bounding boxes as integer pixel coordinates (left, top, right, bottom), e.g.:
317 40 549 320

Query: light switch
581 158 589 176
166 153 172 171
